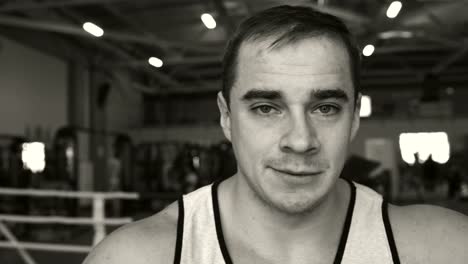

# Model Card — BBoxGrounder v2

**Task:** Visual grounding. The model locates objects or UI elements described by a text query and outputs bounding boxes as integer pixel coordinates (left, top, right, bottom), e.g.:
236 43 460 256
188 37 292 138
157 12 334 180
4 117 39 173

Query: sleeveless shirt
173 179 401 264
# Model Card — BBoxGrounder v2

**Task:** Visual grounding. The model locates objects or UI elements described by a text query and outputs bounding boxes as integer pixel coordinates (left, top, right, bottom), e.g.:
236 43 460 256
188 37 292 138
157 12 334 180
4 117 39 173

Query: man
84 5 468 264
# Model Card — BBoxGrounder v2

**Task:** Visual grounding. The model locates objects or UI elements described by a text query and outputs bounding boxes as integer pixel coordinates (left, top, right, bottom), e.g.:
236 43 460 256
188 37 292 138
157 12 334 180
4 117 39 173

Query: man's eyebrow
241 89 283 101
312 89 349 102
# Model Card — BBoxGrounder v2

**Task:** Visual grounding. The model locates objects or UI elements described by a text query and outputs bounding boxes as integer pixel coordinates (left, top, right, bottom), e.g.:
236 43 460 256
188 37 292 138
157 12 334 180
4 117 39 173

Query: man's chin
271 195 321 215
265 176 335 215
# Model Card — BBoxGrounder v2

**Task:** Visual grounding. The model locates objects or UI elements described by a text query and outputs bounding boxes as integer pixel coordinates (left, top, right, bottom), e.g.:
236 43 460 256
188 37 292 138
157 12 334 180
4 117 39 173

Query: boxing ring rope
0 221 36 264
0 214 132 225
0 239 91 253
0 187 139 264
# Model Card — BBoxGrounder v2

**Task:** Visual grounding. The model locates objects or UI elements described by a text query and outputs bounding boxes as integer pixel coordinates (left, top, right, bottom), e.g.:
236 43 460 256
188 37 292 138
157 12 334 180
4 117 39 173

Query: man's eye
259 106 272 113
315 105 339 115
253 105 278 115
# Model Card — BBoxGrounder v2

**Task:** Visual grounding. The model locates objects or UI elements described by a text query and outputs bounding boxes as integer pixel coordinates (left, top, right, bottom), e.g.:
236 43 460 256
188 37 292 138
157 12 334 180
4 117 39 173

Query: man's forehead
237 37 350 75
239 35 347 56
230 37 355 102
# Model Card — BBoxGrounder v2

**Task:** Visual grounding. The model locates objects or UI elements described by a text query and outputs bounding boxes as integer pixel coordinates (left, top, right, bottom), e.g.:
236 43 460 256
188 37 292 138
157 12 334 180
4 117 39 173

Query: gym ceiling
0 0 467 95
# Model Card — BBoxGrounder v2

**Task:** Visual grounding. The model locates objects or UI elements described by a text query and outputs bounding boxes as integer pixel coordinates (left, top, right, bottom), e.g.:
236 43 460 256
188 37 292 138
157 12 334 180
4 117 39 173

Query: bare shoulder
82 201 179 264
388 203 468 264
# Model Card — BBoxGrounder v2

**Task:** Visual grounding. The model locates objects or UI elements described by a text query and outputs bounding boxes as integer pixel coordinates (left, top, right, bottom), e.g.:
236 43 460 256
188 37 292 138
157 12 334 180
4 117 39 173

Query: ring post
92 194 105 246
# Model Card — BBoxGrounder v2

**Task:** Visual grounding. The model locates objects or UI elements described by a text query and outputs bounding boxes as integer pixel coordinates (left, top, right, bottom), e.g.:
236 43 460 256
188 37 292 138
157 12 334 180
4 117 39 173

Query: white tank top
173 179 400 264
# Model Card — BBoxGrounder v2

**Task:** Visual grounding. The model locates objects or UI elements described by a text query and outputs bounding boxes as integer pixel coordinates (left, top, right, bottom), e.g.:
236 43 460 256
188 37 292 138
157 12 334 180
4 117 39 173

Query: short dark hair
222 5 361 107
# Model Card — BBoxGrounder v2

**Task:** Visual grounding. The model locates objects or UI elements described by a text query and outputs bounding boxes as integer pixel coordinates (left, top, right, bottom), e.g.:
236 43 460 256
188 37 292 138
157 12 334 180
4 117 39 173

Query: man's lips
269 167 323 176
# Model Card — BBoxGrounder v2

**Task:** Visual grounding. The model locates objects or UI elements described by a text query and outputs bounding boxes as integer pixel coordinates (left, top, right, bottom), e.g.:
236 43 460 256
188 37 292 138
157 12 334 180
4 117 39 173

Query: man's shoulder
388 203 468 264
83 200 179 264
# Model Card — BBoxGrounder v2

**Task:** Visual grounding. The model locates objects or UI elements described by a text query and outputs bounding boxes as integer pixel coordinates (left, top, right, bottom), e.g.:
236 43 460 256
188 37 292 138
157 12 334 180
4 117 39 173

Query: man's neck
217 175 351 262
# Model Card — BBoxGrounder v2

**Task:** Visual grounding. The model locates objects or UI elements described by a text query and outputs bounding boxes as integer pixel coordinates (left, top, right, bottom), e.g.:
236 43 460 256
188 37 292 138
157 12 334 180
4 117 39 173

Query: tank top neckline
211 178 357 264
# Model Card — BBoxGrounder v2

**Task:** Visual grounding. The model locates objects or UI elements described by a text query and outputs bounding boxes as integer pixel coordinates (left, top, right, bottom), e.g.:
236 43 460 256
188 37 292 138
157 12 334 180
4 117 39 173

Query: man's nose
279 113 320 154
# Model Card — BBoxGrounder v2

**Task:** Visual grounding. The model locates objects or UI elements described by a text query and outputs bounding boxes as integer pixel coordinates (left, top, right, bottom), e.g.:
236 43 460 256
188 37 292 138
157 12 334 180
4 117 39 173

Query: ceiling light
362 44 375 57
386 1 402 19
379 30 413 39
201 13 216 29
148 57 163 68
82 22 104 37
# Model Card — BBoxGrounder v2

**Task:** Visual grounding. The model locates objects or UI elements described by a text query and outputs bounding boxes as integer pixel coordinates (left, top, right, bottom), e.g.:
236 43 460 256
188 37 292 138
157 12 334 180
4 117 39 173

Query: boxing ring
0 188 139 264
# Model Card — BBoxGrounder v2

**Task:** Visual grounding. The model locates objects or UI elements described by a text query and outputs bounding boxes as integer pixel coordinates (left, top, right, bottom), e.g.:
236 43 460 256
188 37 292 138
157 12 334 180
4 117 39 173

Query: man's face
217 36 360 214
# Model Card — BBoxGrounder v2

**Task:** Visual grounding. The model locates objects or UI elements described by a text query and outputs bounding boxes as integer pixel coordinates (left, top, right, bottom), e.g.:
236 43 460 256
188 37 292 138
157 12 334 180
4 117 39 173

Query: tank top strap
173 195 184 264
212 179 233 264
333 179 357 263
382 201 401 264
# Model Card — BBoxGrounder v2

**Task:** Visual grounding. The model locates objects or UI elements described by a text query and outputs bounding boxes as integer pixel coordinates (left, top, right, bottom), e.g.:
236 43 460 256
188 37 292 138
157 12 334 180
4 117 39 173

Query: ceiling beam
361 75 468 86
0 0 127 12
102 5 173 56
297 1 371 25
0 14 172 50
102 5 218 55
0 14 220 54
363 66 468 76
165 55 221 66
414 33 462 49
374 44 449 54
0 9 185 91
125 80 221 95
362 69 419 77
101 55 221 69
54 8 186 88
0 26 91 64
212 0 236 35
432 44 468 74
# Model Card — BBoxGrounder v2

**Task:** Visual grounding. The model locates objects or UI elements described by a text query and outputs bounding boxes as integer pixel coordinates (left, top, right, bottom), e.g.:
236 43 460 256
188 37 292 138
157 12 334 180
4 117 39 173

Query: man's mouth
270 167 323 176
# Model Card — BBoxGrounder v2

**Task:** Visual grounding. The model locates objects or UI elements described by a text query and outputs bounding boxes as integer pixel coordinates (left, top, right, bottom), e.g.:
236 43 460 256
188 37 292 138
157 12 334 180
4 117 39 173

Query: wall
0 36 67 139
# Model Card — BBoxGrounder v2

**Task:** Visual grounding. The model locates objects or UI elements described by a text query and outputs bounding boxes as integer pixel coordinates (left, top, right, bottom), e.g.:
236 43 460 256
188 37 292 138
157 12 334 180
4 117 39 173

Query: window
399 132 450 164
21 142 46 173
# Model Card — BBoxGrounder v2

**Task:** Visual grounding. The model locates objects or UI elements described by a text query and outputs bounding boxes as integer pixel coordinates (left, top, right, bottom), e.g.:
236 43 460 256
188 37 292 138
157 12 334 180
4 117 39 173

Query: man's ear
350 92 361 141
217 92 232 141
